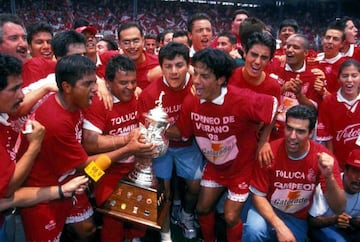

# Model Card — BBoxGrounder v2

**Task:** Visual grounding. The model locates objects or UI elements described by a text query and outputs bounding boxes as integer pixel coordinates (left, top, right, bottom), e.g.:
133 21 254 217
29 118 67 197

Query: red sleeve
83 95 107 131
22 57 56 87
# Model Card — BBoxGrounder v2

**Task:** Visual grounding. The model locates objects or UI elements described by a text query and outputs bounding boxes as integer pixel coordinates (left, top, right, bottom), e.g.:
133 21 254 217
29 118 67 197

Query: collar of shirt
200 86 227 105
337 89 360 106
324 53 342 64
189 46 196 58
162 72 190 89
342 44 355 57
285 61 306 73
0 113 10 126
112 95 121 104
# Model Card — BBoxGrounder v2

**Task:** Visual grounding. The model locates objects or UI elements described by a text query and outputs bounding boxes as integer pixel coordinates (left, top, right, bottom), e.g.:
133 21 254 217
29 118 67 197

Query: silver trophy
128 91 169 187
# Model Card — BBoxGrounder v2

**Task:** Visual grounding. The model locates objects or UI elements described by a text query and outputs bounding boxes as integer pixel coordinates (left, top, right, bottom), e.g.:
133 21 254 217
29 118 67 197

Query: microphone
84 154 111 182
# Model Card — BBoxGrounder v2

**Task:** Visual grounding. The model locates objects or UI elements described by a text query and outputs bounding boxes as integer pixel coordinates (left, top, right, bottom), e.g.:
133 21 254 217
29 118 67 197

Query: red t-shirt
24 94 88 187
317 92 360 170
176 85 277 177
137 75 193 147
250 138 343 220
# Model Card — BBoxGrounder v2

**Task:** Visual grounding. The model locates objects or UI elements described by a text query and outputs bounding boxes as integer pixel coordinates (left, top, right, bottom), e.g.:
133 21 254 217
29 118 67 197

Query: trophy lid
143 91 169 122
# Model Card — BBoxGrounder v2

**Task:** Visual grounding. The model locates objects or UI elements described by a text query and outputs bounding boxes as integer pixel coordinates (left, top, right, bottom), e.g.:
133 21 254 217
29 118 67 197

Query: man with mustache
0 14 28 63
309 149 360 241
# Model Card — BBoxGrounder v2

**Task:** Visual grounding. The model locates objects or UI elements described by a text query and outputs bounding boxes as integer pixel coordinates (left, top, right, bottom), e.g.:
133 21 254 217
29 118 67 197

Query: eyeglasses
121 38 141 47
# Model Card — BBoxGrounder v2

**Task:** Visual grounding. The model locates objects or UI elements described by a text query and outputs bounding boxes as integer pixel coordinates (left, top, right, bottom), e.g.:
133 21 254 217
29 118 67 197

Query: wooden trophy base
97 179 170 230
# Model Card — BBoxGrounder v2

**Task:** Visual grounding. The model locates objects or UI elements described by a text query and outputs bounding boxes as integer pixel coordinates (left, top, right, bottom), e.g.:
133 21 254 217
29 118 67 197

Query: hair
279 19 299 33
187 12 212 33
99 38 118 51
26 22 53 44
244 32 276 60
144 34 157 41
285 105 317 132
173 30 191 46
105 55 136 82
158 42 189 66
232 9 249 21
51 30 86 59
0 14 25 43
239 17 266 47
0 53 22 91
157 29 174 44
55 55 96 92
73 18 90 29
339 16 356 31
288 33 310 50
218 32 237 45
117 22 144 40
338 59 360 78
325 20 346 41
192 48 235 86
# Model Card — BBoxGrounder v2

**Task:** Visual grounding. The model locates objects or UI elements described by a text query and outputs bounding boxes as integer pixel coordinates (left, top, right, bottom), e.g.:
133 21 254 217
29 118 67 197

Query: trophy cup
97 91 171 230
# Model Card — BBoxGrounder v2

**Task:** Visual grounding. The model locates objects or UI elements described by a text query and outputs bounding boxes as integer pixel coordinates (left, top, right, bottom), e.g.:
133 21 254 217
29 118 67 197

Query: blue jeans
242 204 308 242
309 226 360 242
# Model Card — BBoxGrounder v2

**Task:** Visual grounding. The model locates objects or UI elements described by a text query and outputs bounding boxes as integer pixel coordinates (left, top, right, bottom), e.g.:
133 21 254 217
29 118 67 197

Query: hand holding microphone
84 154 111 182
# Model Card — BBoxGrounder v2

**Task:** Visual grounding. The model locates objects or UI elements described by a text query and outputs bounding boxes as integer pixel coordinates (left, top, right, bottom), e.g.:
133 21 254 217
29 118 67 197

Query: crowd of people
0 1 360 242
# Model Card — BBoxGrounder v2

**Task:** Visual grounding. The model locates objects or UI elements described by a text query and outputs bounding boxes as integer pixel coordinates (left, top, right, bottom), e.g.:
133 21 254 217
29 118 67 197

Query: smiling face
285 35 307 70
284 117 312 158
144 38 156 54
188 19 213 52
339 64 360 101
161 55 189 91
108 70 136 103
0 22 28 62
82 30 97 56
0 75 24 114
243 44 271 78
29 31 53 59
192 61 224 102
96 40 109 55
119 27 144 63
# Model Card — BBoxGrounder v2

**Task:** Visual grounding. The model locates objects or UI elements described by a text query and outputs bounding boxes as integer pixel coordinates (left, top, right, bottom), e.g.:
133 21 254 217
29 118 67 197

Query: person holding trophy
137 42 204 241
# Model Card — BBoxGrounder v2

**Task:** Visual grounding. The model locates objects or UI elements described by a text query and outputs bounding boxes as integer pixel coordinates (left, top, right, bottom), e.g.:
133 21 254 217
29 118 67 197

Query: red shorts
201 162 251 202
21 192 93 242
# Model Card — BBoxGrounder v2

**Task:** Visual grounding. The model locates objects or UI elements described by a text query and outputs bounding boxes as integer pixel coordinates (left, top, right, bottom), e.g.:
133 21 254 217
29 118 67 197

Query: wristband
58 185 65 199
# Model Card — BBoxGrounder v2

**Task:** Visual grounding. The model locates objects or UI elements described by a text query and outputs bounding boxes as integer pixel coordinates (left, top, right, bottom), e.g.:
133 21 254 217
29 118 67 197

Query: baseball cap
75 26 97 35
346 149 360 168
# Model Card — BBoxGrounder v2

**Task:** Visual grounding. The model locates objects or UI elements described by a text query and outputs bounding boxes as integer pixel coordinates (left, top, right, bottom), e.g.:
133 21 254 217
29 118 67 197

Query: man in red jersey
138 42 204 241
228 32 280 165
167 48 277 242
118 22 161 90
82 55 154 242
273 34 323 139
243 105 345 242
187 13 213 58
314 21 348 95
